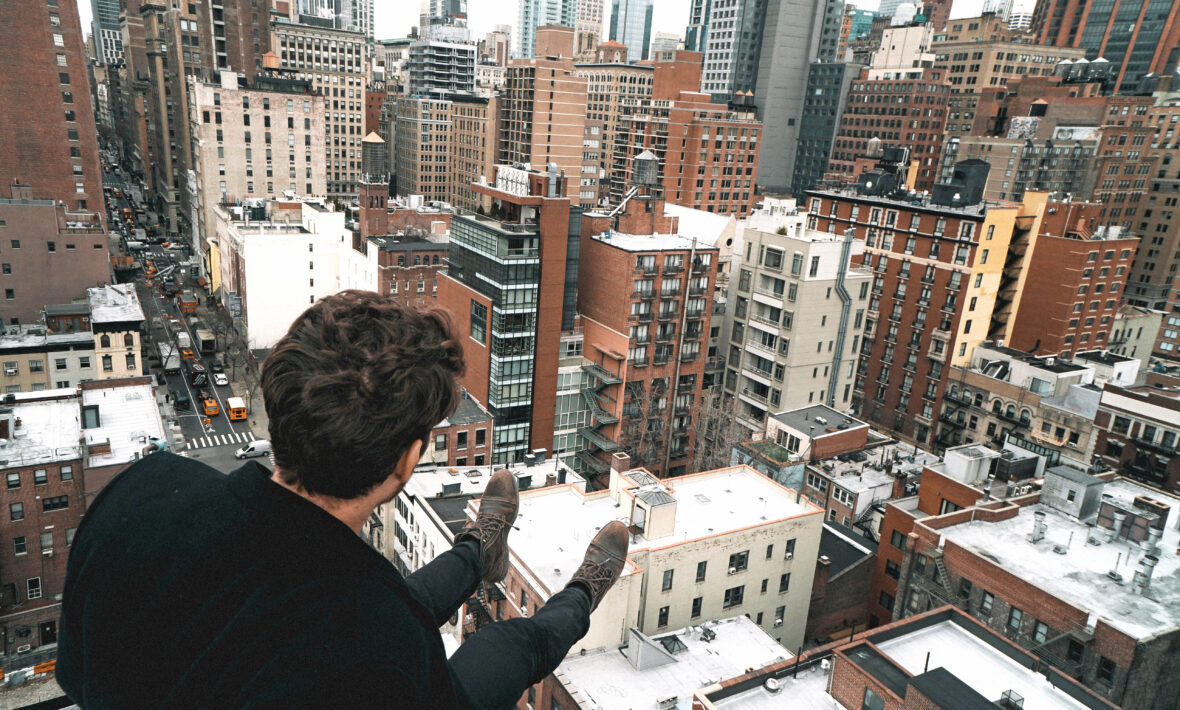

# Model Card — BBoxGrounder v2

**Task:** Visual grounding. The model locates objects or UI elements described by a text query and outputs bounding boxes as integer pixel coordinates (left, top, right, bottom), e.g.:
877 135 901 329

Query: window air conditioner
773 619 783 627
728 567 737 575
42 549 53 557
783 552 793 561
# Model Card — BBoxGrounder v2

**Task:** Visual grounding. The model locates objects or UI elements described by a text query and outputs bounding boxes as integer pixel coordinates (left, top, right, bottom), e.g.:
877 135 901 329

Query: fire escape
577 361 622 480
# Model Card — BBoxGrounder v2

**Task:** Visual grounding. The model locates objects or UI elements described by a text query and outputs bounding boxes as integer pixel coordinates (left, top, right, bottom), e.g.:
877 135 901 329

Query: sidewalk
190 296 270 440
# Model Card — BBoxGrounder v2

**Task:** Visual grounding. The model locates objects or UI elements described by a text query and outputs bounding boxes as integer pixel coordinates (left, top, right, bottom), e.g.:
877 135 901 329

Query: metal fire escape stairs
577 362 622 474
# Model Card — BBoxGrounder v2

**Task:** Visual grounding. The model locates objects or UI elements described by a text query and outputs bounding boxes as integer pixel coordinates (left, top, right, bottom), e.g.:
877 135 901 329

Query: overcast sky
76 0 992 46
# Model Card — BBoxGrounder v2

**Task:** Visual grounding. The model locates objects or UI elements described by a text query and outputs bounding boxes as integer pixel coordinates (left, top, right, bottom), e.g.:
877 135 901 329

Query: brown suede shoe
455 470 519 583
566 521 629 611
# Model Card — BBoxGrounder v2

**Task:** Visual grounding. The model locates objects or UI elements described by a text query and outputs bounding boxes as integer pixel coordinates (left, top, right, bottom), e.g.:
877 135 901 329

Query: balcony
689 285 708 296
633 312 653 323
660 289 682 298
634 265 658 276
686 308 705 318
653 355 670 366
632 290 655 300
680 352 699 363
658 311 678 322
663 264 685 275
741 388 769 404
692 261 708 274
1134 437 1177 456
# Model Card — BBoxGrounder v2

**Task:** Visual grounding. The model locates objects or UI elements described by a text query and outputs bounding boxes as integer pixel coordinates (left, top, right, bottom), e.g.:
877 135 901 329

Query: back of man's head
261 290 464 500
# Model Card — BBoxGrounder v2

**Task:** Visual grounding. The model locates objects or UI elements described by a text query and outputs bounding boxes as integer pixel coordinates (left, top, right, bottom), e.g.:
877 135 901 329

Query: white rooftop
592 230 704 252
938 479 1180 639
82 383 166 468
511 466 819 597
556 616 790 710
713 661 847 710
662 202 734 247
877 620 1094 710
407 457 583 500
817 441 937 496
87 284 144 324
0 325 92 350
2 392 83 467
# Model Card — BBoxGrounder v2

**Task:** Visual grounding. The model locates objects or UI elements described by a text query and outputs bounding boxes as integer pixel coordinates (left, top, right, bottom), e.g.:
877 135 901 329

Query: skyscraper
90 0 123 63
1031 0 1180 92
517 0 577 58
697 0 768 98
609 0 654 61
753 0 845 193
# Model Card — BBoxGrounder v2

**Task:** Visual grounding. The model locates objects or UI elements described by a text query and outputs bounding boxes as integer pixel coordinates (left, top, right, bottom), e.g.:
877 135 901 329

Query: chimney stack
1030 510 1047 542
1132 555 1159 595
1107 510 1127 541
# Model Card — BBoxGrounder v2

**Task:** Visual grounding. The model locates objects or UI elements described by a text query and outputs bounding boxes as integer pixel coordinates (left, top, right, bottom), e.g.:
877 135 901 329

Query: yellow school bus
226 396 247 421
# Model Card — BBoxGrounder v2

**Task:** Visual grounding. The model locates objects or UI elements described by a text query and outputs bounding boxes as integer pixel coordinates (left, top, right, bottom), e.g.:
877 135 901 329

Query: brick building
0 0 104 214
0 187 110 325
1004 205 1139 356
807 161 1049 448
422 389 494 468
574 43 653 182
610 50 761 216
437 164 577 464
577 194 719 478
696 605 1119 710
1127 85 1180 315
1093 383 1180 494
828 71 950 193
806 522 876 644
895 468 1180 710
372 235 448 308
498 26 591 205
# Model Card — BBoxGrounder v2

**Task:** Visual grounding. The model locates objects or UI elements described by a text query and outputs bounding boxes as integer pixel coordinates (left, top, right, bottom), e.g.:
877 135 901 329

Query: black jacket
58 453 473 709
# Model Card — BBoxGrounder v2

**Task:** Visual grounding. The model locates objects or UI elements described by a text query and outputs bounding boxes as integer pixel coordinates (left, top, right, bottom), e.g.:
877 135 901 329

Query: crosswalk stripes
184 430 256 451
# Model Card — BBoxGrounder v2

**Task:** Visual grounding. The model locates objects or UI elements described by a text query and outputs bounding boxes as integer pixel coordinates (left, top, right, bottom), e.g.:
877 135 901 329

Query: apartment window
13 537 26 555
722 585 745 608
809 256 820 276
879 591 894 610
696 560 707 582
1033 621 1049 644
1007 607 1023 632
43 495 68 512
102 355 112 372
778 573 791 593
1096 656 1116 685
456 431 468 450
657 605 669 627
33 469 47 485
27 578 42 600
891 530 905 549
470 301 487 342
6 473 18 489
40 532 52 551
863 688 886 710
662 569 674 592
61 465 72 482
765 544 774 559
885 560 901 580
980 591 994 615
728 550 749 572
691 596 703 618
9 502 22 521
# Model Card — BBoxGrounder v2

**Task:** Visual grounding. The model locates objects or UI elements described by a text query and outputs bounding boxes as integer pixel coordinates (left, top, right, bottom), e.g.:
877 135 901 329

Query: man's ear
393 438 424 487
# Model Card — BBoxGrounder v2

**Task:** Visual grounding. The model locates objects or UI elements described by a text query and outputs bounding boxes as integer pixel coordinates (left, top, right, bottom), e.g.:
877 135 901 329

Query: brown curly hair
261 290 465 499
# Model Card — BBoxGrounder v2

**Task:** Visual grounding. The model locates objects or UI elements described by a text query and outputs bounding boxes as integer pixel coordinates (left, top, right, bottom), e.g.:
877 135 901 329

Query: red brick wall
0 0 104 212
437 272 491 406
434 419 492 467
915 469 984 519
530 200 572 453
807 553 874 641
829 649 905 710
811 427 870 461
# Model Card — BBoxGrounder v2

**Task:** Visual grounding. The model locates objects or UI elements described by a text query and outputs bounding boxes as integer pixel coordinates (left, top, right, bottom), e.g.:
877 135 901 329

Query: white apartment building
189 70 327 260
726 198 872 435
501 455 824 652
213 198 377 349
272 20 368 198
88 285 146 381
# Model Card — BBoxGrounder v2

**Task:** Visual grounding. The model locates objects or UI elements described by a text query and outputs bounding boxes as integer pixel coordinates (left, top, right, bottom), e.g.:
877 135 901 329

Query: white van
235 439 272 460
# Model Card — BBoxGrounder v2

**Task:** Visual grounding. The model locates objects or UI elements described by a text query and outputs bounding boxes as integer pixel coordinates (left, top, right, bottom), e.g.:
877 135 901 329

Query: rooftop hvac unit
657 697 678 710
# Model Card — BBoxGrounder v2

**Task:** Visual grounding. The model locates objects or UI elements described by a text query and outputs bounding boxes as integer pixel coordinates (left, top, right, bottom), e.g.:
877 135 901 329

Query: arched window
123 333 134 347
1006 405 1016 420
1019 410 1031 425
992 400 1002 415
99 334 110 348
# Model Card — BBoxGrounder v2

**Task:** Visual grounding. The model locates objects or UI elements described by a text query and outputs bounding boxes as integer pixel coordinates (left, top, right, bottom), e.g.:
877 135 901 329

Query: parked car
212 372 229 387
171 389 191 410
235 440 272 459
208 358 224 374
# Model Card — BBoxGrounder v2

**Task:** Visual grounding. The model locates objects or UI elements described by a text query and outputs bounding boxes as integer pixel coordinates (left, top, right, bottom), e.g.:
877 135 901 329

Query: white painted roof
591 231 706 252
82 384 166 468
87 284 144 324
1 394 82 467
510 466 819 597
877 621 1094 709
663 202 734 247
407 457 583 499
557 616 791 710
714 661 847 709
938 479 1180 639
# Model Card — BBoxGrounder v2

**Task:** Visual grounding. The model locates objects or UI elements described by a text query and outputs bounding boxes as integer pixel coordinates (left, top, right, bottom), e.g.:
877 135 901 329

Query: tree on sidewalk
692 386 741 473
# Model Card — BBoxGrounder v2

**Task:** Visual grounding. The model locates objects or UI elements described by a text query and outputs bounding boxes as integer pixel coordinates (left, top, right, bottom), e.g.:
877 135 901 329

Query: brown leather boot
455 470 519 584
566 521 629 611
